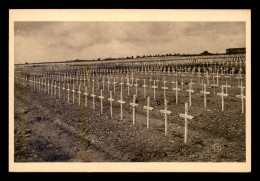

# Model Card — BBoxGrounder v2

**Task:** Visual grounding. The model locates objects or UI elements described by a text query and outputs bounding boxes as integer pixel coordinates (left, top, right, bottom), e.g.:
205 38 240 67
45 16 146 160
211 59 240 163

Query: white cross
102 76 105 90
44 79 47 93
126 77 130 96
107 77 111 91
225 70 231 80
119 77 124 94
180 78 184 90
62 82 65 91
190 78 195 88
83 74 86 87
143 97 153 129
39 78 42 91
162 81 168 101
151 80 158 100
108 91 114 119
205 72 210 85
217 85 228 111
186 83 194 107
54 81 57 97
223 80 231 94
97 78 100 90
98 89 105 115
211 76 217 96
91 82 96 110
160 100 172 137
47 80 50 94
155 77 160 87
214 71 220 87
134 79 139 97
50 81 53 96
67 83 70 102
58 81 61 99
71 83 76 104
77 85 82 105
236 74 243 86
142 79 147 98
172 81 181 105
111 77 117 94
236 87 246 114
170 78 176 88
130 73 134 87
197 71 201 83
117 90 126 120
130 94 139 125
200 84 210 108
238 81 245 90
84 86 88 107
35 77 38 91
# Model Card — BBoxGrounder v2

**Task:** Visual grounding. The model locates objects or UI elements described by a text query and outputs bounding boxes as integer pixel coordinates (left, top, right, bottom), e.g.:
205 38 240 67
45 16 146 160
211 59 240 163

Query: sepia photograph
9 9 251 172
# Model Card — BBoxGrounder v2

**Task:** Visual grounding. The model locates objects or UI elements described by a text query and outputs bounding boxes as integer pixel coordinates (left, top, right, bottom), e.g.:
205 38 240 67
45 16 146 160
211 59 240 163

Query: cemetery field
14 67 246 162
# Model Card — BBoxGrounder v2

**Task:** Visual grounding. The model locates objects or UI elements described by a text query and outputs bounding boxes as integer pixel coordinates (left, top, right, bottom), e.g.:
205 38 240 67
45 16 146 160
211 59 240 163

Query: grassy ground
14 72 246 162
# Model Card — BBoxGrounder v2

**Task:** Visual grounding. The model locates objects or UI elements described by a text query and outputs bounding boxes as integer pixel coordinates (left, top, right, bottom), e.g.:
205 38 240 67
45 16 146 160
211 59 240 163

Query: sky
14 22 246 64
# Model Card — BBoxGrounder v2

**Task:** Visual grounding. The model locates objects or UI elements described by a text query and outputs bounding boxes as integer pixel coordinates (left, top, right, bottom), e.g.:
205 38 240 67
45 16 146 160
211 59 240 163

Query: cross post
130 94 139 125
108 91 114 118
143 97 153 128
160 100 172 137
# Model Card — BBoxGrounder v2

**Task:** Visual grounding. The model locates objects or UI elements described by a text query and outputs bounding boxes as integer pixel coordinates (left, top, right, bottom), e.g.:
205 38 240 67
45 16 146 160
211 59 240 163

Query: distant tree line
91 51 221 61
24 51 223 64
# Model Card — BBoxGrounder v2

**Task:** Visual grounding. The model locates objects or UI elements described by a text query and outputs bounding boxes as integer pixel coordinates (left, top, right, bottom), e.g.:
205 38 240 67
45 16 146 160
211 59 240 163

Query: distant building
226 48 246 54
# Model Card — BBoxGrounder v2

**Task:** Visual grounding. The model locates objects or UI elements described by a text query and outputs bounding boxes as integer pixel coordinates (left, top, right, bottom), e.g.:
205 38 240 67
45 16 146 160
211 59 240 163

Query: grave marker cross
236 87 246 114
160 100 172 137
126 77 130 96
186 83 194 107
77 85 82 105
107 77 111 91
130 94 139 125
54 81 57 97
134 79 139 97
151 80 158 100
162 81 169 102
108 91 114 118
217 85 228 111
50 81 53 96
172 81 181 105
113 77 117 93
223 80 231 94
91 81 96 110
47 80 50 94
142 79 147 98
84 86 88 107
236 74 243 86
214 71 220 87
119 77 124 94
98 89 105 115
143 97 153 128
67 83 70 102
117 91 126 120
102 76 105 91
58 81 61 99
179 103 193 143
72 83 76 104
200 84 210 108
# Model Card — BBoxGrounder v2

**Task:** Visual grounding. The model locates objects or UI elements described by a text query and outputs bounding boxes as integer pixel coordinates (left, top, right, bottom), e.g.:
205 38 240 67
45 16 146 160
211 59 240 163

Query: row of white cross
18 63 244 86
22 76 246 144
25 72 246 114
25 69 244 91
